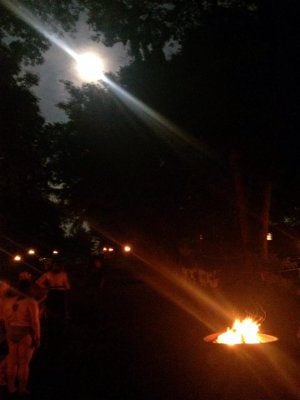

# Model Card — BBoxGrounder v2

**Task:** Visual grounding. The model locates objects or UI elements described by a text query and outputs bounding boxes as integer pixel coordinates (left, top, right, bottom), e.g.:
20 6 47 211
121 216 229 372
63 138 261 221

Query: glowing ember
217 318 261 345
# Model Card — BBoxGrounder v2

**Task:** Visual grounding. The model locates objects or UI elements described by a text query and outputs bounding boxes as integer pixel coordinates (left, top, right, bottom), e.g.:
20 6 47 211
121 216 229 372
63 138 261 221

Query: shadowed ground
28 261 300 400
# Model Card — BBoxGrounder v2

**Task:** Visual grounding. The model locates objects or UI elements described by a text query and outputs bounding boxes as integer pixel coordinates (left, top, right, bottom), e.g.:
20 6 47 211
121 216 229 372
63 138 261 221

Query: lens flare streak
1 0 78 59
102 76 206 153
2 0 210 157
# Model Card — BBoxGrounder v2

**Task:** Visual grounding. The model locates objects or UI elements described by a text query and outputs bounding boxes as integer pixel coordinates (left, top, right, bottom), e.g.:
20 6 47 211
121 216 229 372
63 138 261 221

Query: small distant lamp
52 250 59 255
124 245 131 253
13 255 22 262
266 233 273 241
28 249 36 255
108 248 114 252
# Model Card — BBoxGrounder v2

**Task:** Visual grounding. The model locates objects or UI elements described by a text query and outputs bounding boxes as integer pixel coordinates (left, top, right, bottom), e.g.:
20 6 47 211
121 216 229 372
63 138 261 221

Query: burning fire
217 318 261 345
204 316 278 345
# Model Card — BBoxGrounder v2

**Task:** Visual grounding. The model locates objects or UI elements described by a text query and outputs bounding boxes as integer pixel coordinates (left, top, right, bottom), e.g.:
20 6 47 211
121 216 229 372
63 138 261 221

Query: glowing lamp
108 248 114 252
28 249 36 255
124 245 131 253
13 255 22 262
266 233 273 241
52 250 59 255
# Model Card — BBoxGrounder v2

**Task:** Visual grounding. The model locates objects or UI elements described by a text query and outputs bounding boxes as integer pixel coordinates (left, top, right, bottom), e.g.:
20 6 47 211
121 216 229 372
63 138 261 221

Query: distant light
13 255 22 262
52 250 59 255
266 233 273 241
102 247 108 252
123 245 131 253
28 249 36 255
75 52 104 82
108 248 114 252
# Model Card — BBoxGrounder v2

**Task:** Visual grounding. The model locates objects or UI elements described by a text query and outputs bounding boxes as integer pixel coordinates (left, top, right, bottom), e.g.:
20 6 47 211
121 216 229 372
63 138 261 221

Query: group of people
180 267 220 289
0 259 70 397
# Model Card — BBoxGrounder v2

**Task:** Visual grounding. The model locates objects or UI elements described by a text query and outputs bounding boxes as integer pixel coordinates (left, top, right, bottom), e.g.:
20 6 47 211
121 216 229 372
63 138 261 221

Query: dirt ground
24 260 300 400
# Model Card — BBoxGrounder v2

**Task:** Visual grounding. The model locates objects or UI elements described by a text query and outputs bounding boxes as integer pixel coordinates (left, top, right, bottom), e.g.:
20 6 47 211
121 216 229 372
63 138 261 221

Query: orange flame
217 318 261 345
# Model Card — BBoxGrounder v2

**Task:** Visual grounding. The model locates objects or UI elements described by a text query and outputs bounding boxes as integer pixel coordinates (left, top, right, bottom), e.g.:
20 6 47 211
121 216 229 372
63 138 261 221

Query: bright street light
266 233 273 241
123 245 132 253
13 255 22 262
28 249 36 255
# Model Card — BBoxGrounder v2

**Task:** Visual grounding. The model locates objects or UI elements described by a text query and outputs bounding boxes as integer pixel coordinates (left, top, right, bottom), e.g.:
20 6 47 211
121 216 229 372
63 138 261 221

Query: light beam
1 0 78 59
1 0 211 158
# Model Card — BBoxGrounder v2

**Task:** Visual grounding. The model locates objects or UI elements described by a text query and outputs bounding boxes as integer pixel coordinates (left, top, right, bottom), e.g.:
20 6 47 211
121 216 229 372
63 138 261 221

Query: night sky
1 0 299 254
28 16 130 122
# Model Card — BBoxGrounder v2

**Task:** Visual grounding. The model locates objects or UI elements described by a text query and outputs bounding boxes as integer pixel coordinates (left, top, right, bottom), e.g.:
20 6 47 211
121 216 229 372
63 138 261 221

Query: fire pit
203 318 280 399
204 317 278 345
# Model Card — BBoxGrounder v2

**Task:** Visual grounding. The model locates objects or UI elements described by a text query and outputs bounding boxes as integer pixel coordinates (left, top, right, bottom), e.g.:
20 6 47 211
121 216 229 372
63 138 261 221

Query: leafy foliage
83 0 258 58
47 0 299 262
0 0 299 260
0 0 82 65
0 39 63 252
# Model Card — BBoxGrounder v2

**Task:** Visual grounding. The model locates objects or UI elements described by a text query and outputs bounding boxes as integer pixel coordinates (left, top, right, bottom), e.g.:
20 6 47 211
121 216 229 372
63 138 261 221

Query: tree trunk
230 152 272 271
230 152 252 268
255 179 272 264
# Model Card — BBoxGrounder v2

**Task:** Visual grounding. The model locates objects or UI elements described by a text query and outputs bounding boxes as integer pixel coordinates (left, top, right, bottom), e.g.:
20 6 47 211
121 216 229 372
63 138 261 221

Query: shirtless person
36 261 71 346
0 279 10 387
2 280 40 396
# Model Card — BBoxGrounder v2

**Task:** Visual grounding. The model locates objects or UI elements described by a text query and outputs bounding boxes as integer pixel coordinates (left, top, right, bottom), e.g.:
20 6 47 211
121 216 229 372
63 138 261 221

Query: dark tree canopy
51 0 299 264
0 0 299 264
83 0 259 57
0 3 70 254
0 0 82 64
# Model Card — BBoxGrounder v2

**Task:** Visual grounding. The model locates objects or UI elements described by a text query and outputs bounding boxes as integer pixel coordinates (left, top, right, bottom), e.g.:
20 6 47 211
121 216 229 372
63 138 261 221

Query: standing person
91 255 106 290
41 258 53 273
17 270 47 321
87 255 106 320
36 261 71 343
18 271 32 283
2 280 40 396
0 279 10 388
